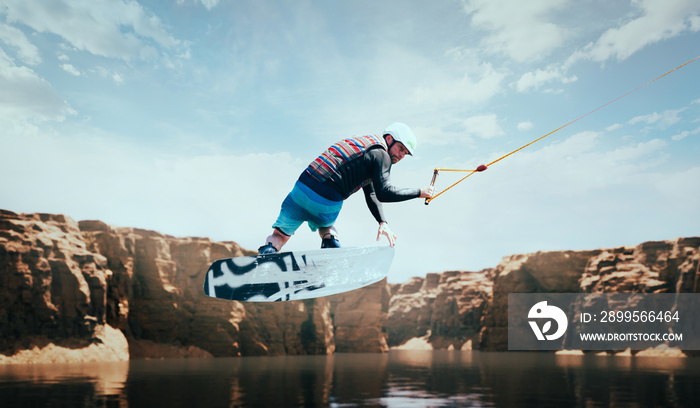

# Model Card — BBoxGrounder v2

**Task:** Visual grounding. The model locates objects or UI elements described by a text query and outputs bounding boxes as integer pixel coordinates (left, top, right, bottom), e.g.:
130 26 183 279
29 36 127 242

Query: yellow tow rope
425 55 700 205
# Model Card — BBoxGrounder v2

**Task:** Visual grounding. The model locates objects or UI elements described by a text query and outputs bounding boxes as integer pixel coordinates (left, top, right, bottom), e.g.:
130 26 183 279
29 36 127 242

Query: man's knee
274 227 291 237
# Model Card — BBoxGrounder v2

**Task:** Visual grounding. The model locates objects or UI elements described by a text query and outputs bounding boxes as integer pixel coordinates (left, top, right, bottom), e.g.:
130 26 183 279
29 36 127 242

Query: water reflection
0 351 698 407
0 361 129 407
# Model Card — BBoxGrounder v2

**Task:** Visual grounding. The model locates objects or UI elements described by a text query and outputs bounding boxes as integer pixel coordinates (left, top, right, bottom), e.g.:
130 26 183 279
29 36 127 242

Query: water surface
1 351 697 407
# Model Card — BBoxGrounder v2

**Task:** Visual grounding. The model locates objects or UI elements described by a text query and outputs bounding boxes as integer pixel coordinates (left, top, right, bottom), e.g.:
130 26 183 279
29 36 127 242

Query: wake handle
425 170 439 206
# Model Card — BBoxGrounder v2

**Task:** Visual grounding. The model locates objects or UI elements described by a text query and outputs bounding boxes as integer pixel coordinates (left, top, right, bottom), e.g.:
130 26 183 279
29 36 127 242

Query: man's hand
420 185 436 199
377 222 397 247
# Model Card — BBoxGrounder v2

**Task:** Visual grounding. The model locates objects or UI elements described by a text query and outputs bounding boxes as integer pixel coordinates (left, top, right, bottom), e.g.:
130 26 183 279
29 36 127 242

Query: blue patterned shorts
272 181 343 236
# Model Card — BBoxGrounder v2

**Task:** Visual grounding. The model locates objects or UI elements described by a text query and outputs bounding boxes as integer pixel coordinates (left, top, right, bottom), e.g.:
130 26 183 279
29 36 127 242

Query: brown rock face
329 279 391 353
0 211 110 352
0 210 342 361
77 219 254 357
386 276 434 347
3 209 698 361
479 250 600 351
580 239 700 294
478 240 700 351
387 270 494 350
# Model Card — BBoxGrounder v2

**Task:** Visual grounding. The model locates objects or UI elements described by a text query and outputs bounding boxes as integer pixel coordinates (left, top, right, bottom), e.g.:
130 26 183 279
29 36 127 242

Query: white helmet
384 122 417 155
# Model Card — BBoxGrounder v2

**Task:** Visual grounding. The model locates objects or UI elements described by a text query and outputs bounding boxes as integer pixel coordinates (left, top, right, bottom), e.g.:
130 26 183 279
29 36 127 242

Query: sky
1 0 699 283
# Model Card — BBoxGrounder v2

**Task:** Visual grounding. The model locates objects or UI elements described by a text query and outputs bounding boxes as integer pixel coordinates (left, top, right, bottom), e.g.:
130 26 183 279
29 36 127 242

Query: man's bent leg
262 184 308 255
259 228 291 254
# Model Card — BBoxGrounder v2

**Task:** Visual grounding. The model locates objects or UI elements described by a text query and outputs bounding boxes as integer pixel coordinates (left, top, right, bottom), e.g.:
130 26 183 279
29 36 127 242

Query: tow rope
425 55 700 205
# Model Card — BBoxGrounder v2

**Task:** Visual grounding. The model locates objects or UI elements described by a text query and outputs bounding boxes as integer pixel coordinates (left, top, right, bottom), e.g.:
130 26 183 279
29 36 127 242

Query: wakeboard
203 245 394 302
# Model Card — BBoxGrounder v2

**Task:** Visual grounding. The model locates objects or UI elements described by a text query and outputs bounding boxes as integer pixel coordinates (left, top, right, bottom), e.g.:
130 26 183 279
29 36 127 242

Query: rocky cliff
477 240 699 352
1 209 698 363
0 210 387 363
387 270 494 350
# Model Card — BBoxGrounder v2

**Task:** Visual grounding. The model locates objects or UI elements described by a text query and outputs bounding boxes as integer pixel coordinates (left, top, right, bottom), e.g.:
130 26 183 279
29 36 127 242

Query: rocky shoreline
1 210 697 363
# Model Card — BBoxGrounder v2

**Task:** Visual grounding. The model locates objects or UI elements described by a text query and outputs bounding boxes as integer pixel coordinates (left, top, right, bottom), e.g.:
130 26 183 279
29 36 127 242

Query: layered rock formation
1 212 114 354
387 270 494 350
2 209 698 362
478 240 700 351
477 250 601 351
329 279 391 353
0 210 386 363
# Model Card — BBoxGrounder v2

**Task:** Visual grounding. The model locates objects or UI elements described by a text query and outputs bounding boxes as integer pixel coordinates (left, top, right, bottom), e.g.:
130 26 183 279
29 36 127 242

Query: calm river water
0 350 698 407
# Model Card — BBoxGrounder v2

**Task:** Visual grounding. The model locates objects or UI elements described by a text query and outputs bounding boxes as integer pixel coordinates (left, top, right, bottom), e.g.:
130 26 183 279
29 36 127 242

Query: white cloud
89 65 125 84
410 62 506 107
0 48 73 121
60 63 81 76
570 0 700 63
672 130 690 141
526 130 601 164
464 0 571 62
0 22 41 65
176 0 221 10
517 121 534 131
655 166 700 210
444 46 480 63
1 0 187 63
515 65 578 92
462 114 505 140
606 123 623 132
0 121 307 250
319 41 507 136
199 0 221 10
628 108 685 128
1 1 698 284
602 138 668 164
412 129 683 278
477 131 669 198
671 126 700 141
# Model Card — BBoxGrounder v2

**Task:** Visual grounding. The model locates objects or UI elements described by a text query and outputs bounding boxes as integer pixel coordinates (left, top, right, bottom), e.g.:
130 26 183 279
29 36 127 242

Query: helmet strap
384 134 396 151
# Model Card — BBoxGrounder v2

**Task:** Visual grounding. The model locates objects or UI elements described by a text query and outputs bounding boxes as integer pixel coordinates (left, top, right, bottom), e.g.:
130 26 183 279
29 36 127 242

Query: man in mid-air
259 122 435 255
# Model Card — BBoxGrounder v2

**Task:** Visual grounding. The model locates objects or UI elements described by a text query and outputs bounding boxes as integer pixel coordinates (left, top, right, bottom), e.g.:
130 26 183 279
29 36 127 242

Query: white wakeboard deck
203 246 394 302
